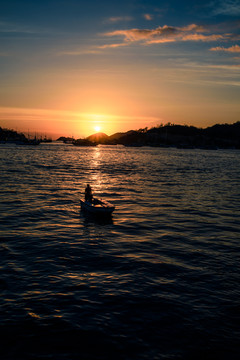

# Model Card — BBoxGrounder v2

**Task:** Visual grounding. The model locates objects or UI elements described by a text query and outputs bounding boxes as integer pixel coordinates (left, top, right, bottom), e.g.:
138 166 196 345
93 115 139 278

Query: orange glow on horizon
0 107 163 139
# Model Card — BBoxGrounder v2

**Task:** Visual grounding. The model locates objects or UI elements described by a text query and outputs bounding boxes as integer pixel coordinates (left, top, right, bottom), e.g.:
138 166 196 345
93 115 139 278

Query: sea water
0 143 239 359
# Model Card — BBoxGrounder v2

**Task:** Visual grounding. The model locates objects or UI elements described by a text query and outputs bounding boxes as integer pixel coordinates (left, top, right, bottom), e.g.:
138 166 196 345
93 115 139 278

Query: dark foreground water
0 143 239 360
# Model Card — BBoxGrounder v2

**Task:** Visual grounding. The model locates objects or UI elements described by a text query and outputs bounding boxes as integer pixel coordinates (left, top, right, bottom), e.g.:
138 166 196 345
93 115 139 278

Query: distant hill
75 122 240 149
108 132 125 141
0 127 42 145
107 131 139 144
3 122 239 149
33 122 240 149
86 132 109 144
0 127 27 143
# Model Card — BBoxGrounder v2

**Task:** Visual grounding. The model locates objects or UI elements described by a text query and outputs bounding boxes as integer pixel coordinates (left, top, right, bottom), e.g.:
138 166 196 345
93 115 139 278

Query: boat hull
80 198 115 215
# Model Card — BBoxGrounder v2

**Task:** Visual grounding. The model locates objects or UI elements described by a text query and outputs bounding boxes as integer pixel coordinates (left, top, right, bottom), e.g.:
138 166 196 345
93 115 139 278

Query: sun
94 125 101 132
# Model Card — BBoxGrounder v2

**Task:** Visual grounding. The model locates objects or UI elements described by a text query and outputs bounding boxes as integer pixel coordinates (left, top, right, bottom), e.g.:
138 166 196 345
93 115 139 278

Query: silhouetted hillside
204 122 240 139
70 122 240 149
107 122 240 149
0 127 27 143
107 132 128 144
0 127 41 145
3 122 239 149
87 132 108 144
109 130 146 146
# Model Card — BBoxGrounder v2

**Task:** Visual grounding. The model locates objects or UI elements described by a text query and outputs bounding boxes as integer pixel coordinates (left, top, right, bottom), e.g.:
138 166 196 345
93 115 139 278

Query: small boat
80 198 115 215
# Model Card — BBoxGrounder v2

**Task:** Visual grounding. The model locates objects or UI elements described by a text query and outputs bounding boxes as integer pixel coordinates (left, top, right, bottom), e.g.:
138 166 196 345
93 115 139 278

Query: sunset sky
0 0 240 138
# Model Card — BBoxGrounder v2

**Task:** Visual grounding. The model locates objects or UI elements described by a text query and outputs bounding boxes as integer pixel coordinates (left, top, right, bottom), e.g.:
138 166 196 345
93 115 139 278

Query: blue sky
0 0 240 137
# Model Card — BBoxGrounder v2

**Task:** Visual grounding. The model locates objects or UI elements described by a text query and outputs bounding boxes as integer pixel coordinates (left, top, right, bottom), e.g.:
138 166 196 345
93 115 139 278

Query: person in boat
85 184 93 202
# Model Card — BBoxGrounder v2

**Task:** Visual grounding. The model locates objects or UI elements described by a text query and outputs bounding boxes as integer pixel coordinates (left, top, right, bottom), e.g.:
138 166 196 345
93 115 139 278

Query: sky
0 0 240 138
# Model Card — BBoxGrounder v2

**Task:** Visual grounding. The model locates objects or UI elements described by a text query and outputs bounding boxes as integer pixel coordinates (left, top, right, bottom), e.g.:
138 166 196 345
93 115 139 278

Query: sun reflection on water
89 147 102 195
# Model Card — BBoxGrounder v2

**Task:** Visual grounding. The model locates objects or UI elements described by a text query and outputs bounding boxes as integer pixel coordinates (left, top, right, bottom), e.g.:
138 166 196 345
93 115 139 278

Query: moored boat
80 198 115 215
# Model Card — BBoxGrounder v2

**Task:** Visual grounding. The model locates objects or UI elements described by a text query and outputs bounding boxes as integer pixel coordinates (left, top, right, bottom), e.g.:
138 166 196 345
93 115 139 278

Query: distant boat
80 198 115 215
16 138 40 145
27 138 40 145
41 136 52 143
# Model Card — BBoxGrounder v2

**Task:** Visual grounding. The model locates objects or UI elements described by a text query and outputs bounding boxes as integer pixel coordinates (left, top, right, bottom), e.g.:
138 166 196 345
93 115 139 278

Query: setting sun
94 126 101 132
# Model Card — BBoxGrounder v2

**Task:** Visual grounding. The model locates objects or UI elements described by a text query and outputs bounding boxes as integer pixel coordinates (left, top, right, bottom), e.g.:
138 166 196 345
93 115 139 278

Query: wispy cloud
0 106 161 125
0 107 78 122
144 14 153 21
102 23 230 47
210 44 240 52
57 49 102 56
0 21 37 34
106 16 133 24
204 63 240 69
98 43 129 49
211 0 240 16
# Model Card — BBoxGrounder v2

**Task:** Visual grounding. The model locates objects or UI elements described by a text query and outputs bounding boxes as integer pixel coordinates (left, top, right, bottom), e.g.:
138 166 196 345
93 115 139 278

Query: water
0 143 239 360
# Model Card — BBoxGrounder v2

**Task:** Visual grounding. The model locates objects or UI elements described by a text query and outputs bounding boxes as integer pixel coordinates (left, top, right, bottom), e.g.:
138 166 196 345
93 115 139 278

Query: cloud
210 44 240 52
204 64 240 70
0 106 161 125
144 14 153 21
0 107 77 121
106 16 133 23
104 25 183 43
58 49 102 55
180 24 209 32
0 21 37 34
211 0 240 16
181 33 225 41
98 43 129 49
103 23 230 47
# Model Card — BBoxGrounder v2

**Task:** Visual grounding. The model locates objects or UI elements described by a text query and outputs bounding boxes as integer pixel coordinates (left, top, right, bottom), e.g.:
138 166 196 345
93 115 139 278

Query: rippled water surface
0 143 239 359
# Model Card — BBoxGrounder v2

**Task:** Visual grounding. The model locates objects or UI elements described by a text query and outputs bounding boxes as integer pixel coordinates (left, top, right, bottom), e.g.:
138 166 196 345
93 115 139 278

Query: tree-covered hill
0 127 27 143
73 122 240 149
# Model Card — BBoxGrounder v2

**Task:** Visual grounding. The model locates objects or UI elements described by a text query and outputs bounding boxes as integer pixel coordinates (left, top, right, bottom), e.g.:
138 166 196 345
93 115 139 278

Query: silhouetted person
85 184 93 202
